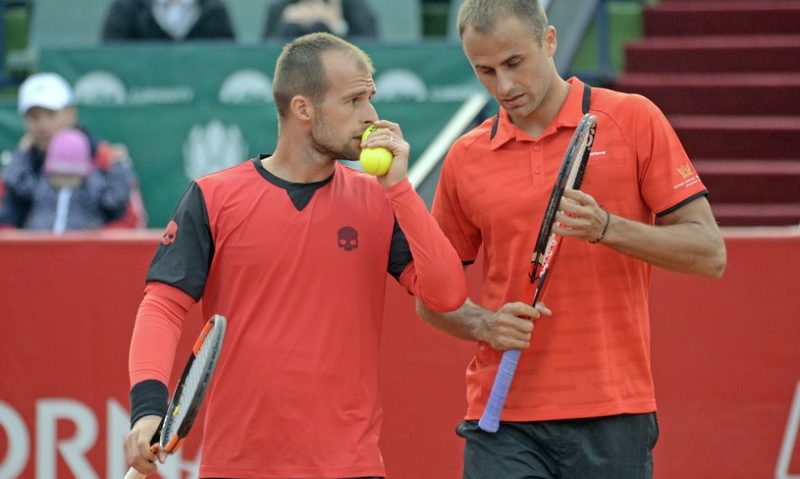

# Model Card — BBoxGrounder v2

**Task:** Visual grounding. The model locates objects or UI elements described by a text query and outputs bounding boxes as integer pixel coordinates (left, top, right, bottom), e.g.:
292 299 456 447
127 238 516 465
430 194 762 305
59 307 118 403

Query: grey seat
364 0 422 43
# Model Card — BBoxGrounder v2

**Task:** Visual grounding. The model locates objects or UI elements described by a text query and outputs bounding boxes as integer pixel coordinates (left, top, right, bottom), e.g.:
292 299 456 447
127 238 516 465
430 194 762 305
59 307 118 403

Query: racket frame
478 114 597 433
125 314 226 479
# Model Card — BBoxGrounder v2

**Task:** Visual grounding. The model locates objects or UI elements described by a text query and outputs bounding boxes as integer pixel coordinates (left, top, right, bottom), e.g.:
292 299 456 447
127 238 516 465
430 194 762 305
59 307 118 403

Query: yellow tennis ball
359 125 394 176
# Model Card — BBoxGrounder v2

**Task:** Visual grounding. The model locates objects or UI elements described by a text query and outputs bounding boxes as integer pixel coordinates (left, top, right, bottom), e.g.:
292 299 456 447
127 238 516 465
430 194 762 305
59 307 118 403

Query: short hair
272 32 374 119
457 0 548 43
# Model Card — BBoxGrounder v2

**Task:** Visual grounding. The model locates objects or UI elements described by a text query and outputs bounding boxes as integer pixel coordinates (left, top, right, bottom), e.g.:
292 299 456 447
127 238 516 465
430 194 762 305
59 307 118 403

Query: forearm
129 282 195 425
559 191 726 278
388 179 467 312
601 209 726 278
129 283 194 386
416 297 485 342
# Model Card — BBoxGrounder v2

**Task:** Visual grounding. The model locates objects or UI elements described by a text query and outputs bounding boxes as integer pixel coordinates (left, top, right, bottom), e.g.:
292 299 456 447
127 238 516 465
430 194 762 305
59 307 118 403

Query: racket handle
478 348 522 433
124 467 146 479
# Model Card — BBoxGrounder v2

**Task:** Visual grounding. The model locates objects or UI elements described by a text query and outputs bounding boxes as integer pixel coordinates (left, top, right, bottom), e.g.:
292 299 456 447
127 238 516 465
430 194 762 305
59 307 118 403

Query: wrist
589 209 611 244
383 177 411 195
465 302 489 343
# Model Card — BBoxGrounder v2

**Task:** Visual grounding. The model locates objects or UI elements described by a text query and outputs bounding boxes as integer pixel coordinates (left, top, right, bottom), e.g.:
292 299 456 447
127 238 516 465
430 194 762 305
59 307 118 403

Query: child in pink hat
11 128 134 233
43 128 95 187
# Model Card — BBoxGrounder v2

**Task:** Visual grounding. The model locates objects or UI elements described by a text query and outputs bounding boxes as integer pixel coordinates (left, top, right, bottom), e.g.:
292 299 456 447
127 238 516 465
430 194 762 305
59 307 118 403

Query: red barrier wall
0 230 798 478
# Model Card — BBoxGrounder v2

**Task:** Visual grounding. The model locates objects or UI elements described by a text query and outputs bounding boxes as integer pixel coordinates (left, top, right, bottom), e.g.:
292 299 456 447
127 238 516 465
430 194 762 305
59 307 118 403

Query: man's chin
338 148 360 162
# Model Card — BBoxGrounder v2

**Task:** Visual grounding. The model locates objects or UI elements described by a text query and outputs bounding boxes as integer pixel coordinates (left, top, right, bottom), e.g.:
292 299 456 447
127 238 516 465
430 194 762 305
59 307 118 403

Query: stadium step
670 115 800 160
710 203 800 227
613 73 800 116
618 1 800 226
695 160 800 204
643 1 800 37
625 35 800 73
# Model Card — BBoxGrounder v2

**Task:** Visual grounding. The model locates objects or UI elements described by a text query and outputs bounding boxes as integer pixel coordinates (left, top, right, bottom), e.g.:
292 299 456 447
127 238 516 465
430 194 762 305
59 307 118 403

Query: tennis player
124 32 467 478
416 1 727 478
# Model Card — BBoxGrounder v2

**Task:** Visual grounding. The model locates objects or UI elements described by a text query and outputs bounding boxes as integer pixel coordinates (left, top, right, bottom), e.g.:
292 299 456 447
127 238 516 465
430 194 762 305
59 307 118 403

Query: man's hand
554 189 609 243
476 301 552 351
361 119 410 189
124 415 164 475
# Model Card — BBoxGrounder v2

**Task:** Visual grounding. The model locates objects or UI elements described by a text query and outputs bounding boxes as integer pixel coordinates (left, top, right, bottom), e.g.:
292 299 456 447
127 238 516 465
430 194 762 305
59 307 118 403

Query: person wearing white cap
16 73 76 148
0 72 146 228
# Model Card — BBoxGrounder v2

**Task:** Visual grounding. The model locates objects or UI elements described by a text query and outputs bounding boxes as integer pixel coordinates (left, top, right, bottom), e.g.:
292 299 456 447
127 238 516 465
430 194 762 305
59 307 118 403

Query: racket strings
163 326 224 442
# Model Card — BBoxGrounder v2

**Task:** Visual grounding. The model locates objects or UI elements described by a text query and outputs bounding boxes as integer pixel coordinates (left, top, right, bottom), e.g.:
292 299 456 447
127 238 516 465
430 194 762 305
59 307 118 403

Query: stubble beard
311 119 359 162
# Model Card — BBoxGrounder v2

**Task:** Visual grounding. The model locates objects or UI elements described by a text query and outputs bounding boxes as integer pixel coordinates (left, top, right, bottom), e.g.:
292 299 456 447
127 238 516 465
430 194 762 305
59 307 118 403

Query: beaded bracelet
589 210 611 244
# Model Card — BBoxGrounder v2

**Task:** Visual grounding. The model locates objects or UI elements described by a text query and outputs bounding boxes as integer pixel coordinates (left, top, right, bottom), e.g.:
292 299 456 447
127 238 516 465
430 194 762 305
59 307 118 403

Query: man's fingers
534 302 553 317
482 301 559 350
499 301 544 320
139 440 157 463
563 188 595 205
372 119 403 138
502 337 531 350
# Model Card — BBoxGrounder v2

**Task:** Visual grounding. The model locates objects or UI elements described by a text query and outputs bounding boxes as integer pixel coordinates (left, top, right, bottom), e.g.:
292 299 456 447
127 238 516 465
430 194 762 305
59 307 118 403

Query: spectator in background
264 0 379 40
10 129 133 233
102 0 234 42
0 72 146 229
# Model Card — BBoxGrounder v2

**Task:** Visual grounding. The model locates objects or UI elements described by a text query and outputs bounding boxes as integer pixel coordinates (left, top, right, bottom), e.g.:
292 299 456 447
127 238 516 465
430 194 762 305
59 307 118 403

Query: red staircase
614 0 800 226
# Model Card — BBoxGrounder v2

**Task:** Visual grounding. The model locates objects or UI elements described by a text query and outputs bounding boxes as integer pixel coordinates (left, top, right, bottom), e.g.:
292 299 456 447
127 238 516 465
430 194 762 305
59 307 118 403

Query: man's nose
363 103 379 125
497 72 515 97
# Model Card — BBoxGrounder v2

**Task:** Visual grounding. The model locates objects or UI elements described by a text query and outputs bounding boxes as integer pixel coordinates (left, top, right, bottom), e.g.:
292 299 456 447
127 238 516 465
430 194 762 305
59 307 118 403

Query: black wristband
589 209 611 244
130 379 168 427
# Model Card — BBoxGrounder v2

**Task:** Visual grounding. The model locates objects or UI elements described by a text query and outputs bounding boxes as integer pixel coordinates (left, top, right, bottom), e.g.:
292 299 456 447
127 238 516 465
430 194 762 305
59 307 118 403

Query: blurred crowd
0 0 405 232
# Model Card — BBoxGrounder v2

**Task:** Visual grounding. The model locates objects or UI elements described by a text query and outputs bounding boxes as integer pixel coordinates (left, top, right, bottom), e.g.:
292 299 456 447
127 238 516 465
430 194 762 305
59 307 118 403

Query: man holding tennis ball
360 123 394 176
124 32 467 479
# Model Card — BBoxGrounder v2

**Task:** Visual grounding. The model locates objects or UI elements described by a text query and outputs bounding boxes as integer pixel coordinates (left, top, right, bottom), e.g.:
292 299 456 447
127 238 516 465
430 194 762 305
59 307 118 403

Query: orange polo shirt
433 78 707 421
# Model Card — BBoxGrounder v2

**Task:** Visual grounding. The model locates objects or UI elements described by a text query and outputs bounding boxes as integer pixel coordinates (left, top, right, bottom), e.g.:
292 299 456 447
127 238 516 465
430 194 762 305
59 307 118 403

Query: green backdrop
1 42 481 227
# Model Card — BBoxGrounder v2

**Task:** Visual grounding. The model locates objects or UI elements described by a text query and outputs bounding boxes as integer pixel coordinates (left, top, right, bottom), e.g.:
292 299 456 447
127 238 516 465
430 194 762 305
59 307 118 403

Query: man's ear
544 25 557 57
289 95 314 121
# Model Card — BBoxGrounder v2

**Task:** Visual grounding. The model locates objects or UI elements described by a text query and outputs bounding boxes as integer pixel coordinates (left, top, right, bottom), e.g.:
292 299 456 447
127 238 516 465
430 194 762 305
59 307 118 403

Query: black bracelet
589 209 611 244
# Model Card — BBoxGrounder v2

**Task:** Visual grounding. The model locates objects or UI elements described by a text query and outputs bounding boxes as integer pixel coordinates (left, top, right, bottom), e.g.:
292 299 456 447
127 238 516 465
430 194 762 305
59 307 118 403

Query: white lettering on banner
74 71 127 105
0 399 199 479
128 87 195 105
218 69 273 104
776 381 800 479
183 121 249 181
36 399 99 479
107 399 130 479
374 69 428 102
0 401 28 479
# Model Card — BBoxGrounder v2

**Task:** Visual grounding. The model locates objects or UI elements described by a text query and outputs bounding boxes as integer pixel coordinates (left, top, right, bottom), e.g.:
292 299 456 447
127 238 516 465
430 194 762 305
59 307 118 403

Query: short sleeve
146 182 215 300
431 144 482 264
633 95 708 216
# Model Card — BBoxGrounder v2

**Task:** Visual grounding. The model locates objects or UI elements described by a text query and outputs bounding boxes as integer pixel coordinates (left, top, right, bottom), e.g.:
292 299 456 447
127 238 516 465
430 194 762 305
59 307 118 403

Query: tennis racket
124 314 227 479
478 114 597 433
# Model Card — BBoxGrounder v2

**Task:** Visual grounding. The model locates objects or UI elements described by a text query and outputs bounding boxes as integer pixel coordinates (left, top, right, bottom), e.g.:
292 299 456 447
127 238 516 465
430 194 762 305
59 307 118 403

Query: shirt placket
531 140 546 188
